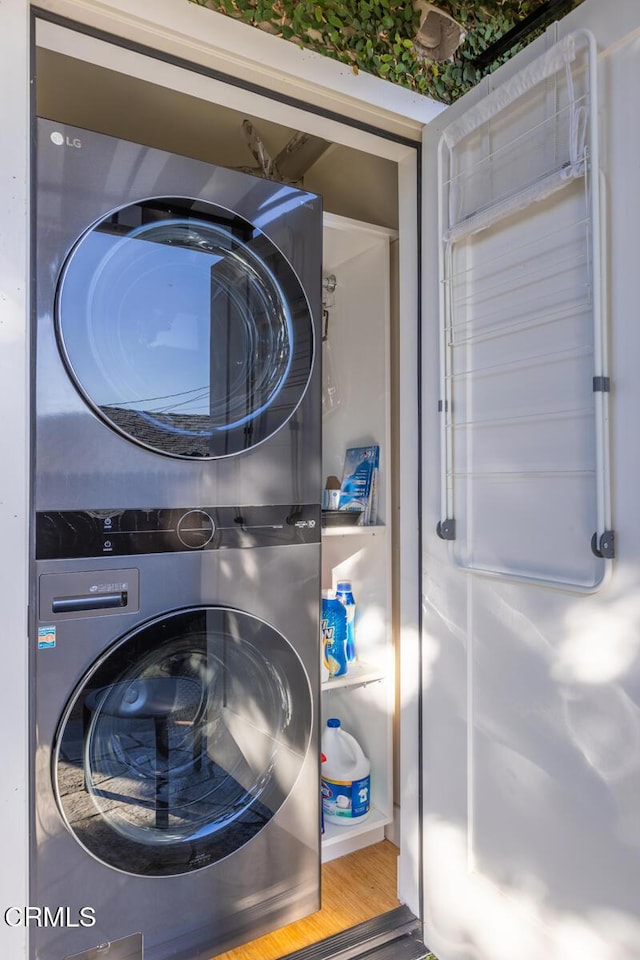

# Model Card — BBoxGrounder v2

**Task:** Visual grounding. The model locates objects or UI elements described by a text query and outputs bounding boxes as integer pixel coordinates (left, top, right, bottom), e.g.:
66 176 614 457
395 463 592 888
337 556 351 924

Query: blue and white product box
339 444 379 522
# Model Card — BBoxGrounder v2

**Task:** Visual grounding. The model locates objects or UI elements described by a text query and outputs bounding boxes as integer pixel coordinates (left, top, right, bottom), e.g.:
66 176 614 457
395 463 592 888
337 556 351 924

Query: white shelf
321 659 385 691
320 215 393 865
321 524 387 538
321 805 391 862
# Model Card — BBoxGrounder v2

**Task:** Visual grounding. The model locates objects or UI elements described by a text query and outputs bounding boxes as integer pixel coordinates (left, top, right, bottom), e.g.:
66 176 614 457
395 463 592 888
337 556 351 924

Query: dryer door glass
53 607 312 877
55 198 314 458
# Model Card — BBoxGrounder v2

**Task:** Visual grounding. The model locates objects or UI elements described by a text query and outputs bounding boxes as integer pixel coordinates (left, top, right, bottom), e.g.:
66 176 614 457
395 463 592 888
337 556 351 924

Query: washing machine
35 117 322 512
32 514 320 960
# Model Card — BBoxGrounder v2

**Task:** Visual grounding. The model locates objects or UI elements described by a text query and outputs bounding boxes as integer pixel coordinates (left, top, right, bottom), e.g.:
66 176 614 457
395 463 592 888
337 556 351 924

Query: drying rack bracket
436 519 456 541
591 530 615 559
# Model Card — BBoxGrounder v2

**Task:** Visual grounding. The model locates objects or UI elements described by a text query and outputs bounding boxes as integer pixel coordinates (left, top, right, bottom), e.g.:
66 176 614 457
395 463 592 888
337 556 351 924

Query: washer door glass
54 607 312 877
55 198 314 458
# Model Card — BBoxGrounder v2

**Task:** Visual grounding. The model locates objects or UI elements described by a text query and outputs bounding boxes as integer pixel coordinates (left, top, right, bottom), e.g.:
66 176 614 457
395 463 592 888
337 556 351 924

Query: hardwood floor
212 840 400 960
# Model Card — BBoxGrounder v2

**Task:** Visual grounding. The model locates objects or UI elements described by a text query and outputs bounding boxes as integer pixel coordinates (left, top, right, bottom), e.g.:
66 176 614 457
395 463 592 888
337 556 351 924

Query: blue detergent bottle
335 580 356 662
321 590 348 678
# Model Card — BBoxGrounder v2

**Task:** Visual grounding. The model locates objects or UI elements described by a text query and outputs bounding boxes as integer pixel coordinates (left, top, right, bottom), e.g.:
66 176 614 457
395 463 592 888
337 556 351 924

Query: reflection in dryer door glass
54 607 312 876
55 199 314 458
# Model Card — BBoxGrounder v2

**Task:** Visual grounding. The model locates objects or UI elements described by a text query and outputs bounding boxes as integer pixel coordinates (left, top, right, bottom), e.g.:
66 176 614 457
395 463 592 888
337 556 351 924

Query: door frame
2 4 430 957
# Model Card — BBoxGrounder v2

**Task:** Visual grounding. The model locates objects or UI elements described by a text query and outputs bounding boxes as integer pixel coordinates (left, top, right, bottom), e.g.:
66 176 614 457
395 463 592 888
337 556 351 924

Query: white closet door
420 3 640 960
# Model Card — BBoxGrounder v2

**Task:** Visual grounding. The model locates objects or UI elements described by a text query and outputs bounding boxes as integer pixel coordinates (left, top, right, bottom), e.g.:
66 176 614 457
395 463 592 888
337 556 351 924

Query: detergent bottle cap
327 718 341 728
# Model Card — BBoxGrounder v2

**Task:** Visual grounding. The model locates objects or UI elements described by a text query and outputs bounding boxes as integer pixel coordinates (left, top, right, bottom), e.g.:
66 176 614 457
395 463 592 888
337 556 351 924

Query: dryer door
53 607 312 877
55 198 314 458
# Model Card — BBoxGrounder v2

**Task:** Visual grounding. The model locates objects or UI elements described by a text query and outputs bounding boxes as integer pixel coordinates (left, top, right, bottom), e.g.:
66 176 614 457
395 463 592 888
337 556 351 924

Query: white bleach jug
321 718 370 825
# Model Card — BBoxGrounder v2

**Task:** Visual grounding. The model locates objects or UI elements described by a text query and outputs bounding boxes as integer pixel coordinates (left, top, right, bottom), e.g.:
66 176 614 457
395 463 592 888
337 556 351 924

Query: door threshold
277 905 429 960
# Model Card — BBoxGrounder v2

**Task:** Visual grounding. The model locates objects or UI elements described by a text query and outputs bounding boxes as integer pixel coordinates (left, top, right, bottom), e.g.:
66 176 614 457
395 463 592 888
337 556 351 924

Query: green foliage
187 0 583 103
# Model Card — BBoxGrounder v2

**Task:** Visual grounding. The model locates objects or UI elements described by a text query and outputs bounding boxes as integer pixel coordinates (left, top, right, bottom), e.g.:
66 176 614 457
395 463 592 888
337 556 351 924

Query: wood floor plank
211 841 400 960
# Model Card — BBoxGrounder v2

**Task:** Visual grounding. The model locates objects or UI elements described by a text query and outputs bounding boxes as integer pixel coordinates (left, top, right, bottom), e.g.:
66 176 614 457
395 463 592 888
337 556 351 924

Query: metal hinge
437 400 449 412
592 376 611 392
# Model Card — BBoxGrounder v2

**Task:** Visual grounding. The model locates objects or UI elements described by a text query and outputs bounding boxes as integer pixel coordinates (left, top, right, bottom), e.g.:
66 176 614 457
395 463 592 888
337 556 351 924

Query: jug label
321 775 370 819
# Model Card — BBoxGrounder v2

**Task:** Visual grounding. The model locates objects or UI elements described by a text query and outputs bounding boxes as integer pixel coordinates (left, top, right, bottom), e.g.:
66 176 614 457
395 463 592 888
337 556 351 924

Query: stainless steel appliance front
35 118 322 511
32 539 320 960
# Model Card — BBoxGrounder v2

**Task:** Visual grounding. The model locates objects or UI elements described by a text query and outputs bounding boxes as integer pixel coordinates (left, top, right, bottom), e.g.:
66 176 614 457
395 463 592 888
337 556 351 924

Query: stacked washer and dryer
31 118 323 960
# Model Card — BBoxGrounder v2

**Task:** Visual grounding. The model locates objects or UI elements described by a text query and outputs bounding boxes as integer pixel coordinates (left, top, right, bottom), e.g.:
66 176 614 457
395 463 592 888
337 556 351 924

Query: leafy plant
188 0 583 102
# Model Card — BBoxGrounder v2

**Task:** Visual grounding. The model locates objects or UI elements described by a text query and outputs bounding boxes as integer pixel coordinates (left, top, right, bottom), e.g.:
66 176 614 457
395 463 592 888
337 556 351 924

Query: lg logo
50 131 82 148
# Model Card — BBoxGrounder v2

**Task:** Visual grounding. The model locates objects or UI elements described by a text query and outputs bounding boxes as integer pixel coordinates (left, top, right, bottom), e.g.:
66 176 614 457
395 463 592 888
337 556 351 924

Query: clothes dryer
35 118 322 512
31 506 320 960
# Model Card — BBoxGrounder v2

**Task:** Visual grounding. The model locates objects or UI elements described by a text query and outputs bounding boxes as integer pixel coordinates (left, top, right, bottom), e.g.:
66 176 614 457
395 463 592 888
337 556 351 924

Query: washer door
55 198 314 458
53 607 313 876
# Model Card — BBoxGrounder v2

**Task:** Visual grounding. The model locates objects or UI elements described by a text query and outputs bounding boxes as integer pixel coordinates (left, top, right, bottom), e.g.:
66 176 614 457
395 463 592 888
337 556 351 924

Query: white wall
0 1 31 957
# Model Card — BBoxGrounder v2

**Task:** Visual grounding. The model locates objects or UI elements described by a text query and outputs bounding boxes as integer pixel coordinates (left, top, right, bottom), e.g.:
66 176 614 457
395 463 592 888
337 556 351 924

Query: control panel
36 504 320 560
